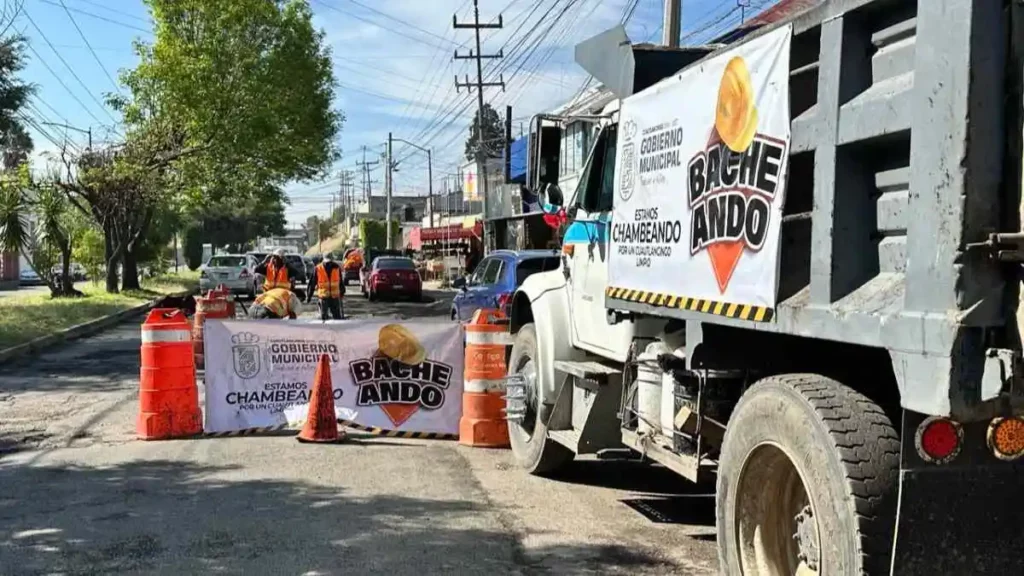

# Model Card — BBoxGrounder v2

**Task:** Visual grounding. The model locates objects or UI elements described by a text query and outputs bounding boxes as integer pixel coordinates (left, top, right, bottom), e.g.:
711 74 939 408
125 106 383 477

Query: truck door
566 125 633 359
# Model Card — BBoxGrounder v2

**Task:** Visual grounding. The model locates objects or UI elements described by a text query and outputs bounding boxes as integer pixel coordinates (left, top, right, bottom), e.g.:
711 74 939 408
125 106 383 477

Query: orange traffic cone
297 354 345 443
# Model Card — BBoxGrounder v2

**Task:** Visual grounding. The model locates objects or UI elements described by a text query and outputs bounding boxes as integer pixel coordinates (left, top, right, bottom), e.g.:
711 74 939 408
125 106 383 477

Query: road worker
248 287 300 320
255 248 303 292
306 253 345 320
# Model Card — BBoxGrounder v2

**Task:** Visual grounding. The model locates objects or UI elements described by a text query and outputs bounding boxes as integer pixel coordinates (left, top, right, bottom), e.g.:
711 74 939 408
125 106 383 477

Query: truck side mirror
544 183 564 208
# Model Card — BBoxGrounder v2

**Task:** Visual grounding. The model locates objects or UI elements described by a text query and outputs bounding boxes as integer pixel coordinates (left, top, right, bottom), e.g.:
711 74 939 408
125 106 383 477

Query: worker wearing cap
254 249 303 292
249 287 300 320
306 254 345 320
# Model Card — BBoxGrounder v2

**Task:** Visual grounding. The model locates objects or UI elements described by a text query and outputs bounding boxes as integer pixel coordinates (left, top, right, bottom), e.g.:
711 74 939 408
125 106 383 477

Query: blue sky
16 0 770 226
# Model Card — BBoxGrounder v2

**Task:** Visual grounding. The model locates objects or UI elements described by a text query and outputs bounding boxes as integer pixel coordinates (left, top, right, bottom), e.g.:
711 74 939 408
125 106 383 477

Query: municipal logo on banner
609 24 792 310
231 332 261 379
349 324 454 427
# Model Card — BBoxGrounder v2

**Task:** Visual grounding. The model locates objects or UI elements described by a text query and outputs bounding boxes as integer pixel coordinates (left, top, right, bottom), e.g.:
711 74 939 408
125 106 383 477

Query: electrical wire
57 0 123 94
23 10 120 126
22 40 107 126
313 0 458 50
37 0 151 34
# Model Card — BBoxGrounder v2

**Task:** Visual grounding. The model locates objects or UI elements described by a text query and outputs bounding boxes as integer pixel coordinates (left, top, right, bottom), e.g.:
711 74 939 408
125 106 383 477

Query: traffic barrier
213 284 237 318
459 309 512 448
192 294 230 369
138 308 202 439
296 354 344 443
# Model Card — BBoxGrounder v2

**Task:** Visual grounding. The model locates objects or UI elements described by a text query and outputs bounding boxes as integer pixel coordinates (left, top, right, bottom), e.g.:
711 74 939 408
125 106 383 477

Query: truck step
554 359 620 383
548 428 581 450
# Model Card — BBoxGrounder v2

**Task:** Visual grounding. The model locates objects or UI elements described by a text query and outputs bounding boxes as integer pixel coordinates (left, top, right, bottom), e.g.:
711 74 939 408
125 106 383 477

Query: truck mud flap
891 461 1023 574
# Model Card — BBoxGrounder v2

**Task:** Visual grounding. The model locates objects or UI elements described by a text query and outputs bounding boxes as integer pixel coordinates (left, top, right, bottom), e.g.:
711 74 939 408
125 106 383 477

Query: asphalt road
0 289 718 575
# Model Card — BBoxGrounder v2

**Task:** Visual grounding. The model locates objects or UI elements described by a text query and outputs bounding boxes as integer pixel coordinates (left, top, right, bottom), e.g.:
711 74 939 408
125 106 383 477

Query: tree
464 103 504 162
0 35 33 154
1 121 32 170
0 165 86 297
117 0 342 209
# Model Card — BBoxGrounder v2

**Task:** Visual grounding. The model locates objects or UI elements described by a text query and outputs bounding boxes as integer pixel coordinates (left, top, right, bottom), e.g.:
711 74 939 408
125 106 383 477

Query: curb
0 290 192 366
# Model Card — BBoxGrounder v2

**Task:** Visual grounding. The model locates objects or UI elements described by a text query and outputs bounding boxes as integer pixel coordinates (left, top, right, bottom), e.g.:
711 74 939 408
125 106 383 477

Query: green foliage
0 35 34 167
358 219 400 250
73 226 106 281
119 0 342 209
465 102 504 162
0 164 30 255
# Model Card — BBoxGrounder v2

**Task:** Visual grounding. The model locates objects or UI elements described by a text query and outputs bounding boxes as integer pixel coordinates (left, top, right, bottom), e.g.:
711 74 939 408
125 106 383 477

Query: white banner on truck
609 25 792 312
203 319 464 435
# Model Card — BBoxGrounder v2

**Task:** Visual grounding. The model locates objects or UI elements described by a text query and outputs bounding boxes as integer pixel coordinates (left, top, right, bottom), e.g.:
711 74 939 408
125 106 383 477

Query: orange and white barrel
459 309 512 448
138 308 202 439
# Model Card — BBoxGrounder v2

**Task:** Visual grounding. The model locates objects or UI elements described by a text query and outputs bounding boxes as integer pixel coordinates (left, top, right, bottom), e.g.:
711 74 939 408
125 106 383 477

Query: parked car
19 267 44 286
359 248 404 292
284 253 309 284
451 250 561 321
51 263 87 281
200 254 260 298
363 256 422 302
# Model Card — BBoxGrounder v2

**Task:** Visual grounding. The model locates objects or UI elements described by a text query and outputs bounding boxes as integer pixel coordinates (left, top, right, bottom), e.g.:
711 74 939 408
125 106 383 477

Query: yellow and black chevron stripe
337 419 458 441
605 286 774 322
204 424 293 437
204 421 457 441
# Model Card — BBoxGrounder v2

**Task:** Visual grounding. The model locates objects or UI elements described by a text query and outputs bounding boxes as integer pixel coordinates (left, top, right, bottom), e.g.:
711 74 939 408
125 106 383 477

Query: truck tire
507 323 573 475
716 374 898 576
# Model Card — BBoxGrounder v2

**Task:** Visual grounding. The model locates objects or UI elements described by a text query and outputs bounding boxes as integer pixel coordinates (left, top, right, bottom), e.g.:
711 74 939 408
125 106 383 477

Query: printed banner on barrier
609 24 792 310
203 319 464 434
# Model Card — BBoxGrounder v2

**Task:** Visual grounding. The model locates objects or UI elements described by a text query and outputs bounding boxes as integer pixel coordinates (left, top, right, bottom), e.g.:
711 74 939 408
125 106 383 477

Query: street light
389 137 434 228
41 122 92 149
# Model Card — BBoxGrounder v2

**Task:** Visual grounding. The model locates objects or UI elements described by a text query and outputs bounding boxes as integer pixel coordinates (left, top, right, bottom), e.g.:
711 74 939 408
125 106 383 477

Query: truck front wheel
716 374 899 576
507 323 573 475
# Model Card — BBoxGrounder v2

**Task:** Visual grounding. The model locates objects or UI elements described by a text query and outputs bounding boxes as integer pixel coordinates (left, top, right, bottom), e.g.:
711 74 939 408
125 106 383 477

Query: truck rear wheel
507 323 573 475
716 374 899 576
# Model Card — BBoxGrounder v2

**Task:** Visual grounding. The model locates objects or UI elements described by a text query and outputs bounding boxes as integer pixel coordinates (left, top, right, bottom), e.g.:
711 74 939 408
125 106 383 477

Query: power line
37 0 151 34
23 40 107 125
23 10 120 126
313 0 457 50
58 0 123 95
68 0 151 25
336 0 459 47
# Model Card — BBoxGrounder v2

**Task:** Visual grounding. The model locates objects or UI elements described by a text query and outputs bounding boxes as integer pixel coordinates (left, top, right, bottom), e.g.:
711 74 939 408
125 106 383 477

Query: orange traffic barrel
459 309 511 448
138 308 202 439
213 284 237 317
192 295 231 369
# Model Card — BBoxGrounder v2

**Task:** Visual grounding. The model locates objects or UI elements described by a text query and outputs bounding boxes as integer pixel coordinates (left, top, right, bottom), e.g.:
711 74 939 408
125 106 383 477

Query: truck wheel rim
735 442 820 576
512 357 538 441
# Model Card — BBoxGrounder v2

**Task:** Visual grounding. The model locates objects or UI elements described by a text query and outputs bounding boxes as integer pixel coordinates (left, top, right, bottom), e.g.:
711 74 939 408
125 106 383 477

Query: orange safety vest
316 265 342 299
263 262 289 291
259 288 293 318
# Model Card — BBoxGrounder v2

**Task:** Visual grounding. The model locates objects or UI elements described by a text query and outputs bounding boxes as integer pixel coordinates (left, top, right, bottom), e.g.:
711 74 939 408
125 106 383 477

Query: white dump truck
503 1 1024 574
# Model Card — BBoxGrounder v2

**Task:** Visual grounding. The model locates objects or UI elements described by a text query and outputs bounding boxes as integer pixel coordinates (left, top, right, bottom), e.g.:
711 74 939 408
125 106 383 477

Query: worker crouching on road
255 248 303 292
249 288 300 320
306 254 345 320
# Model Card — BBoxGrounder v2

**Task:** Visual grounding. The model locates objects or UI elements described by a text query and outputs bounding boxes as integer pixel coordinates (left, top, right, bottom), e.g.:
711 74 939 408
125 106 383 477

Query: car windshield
285 255 303 266
375 258 415 270
207 256 246 268
516 257 561 285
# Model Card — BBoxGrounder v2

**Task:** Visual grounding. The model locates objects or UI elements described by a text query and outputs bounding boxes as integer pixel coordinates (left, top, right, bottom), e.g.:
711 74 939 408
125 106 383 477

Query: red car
363 257 422 302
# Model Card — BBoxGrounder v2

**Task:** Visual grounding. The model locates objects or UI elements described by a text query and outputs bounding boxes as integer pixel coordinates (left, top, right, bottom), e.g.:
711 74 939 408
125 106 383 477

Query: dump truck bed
606 0 1018 418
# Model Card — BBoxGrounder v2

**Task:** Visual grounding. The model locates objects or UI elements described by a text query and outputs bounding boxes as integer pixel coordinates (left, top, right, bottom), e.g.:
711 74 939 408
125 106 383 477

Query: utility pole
663 0 681 48
455 0 504 253
386 133 393 249
357 146 380 203
738 0 749 23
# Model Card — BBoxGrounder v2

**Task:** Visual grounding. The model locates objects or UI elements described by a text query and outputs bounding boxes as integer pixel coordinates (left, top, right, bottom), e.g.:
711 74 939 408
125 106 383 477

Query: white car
19 267 44 286
199 254 261 298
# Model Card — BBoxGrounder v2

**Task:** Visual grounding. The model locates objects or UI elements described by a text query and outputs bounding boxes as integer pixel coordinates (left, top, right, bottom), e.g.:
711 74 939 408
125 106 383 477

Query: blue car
451 250 561 322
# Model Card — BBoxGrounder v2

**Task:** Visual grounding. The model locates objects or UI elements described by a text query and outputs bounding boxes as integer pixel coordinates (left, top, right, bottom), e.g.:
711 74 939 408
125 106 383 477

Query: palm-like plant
0 169 30 256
